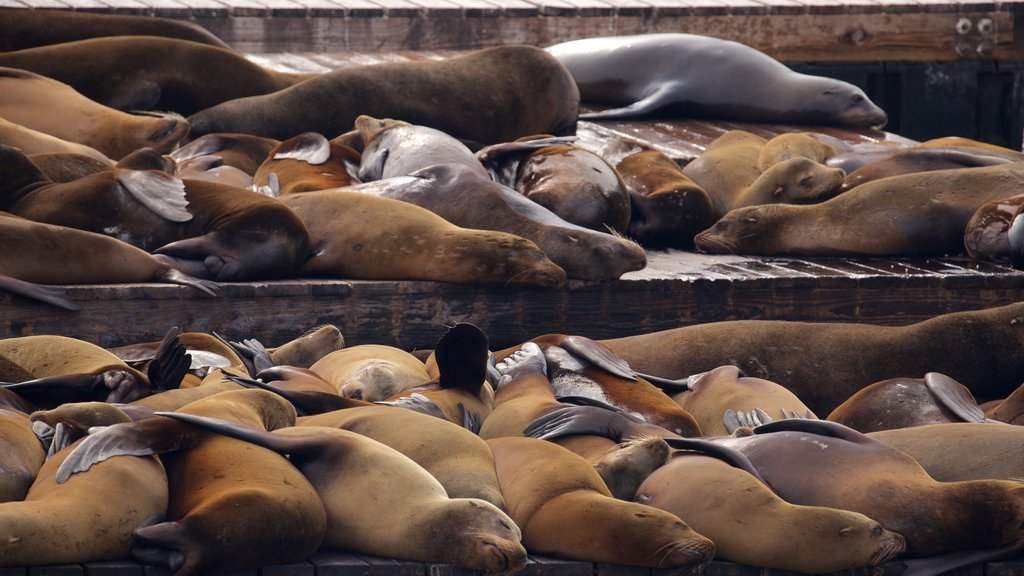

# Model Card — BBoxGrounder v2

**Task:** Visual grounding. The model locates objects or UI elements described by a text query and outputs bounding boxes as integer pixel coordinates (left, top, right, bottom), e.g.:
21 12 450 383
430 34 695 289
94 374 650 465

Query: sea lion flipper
457 402 482 434
146 326 189 392
169 134 227 162
154 411 314 457
223 372 359 416
578 83 681 120
375 392 449 421
899 538 1024 576
272 132 331 165
435 322 489 392
723 408 774 434
231 338 274 375
3 373 102 405
560 335 636 380
661 437 769 486
56 417 192 483
116 169 192 222
923 372 988 423
632 371 691 392
156 267 220 296
752 418 870 443
522 404 646 442
0 273 79 311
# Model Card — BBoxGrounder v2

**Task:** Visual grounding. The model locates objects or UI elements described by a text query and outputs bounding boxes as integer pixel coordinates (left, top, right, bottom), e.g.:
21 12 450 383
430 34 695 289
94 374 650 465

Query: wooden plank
260 561 317 575
80 561 144 576
310 551 373 576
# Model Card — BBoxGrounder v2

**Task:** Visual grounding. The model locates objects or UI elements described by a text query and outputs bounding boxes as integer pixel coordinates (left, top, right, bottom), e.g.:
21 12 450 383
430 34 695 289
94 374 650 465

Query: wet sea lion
0 8 230 50
356 116 489 181
187 46 579 146
280 190 566 287
869 423 1024 482
309 344 431 402
546 34 887 127
841 147 1013 192
599 302 1024 415
965 192 1024 265
695 162 1024 256
487 436 716 567
340 163 646 282
0 67 187 160
0 117 113 163
174 154 254 189
0 36 311 116
170 133 281 176
252 132 361 195
757 132 842 171
636 450 905 572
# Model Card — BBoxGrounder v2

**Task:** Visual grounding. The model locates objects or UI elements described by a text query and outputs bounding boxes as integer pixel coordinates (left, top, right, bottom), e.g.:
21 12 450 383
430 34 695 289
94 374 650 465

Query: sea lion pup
0 67 187 160
756 132 842 171
299 405 508 510
0 407 46 503
356 116 489 181
487 436 715 567
0 8 230 50
599 302 1024 415
153 412 528 573
252 132 361 195
546 33 886 127
711 419 1024 560
55 389 327 575
841 146 1014 192
655 365 816 437
310 344 431 402
608 142 715 248
187 45 580 146
695 162 1024 257
170 133 281 176
635 447 905 573
340 164 646 282
279 191 567 288
965 192 1024 266
0 36 311 116
869 423 1024 482
827 372 997 433
1 117 113 163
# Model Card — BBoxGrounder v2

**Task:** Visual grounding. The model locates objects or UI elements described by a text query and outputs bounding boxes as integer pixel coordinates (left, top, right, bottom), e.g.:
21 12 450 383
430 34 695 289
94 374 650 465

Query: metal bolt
978 17 994 34
956 17 973 35
977 40 994 56
955 39 972 57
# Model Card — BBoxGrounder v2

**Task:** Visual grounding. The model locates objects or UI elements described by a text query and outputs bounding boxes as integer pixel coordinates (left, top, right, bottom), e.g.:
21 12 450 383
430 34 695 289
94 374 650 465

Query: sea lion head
762 157 846 205
432 499 527 573
814 81 887 129
694 205 776 255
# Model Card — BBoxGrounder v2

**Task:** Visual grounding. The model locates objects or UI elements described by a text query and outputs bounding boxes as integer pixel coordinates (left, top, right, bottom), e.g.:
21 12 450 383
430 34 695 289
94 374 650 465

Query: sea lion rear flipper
116 170 192 222
457 402 482 434
55 417 196 483
435 323 489 392
147 326 189 393
0 273 79 311
661 437 769 486
229 338 274 376
156 267 220 296
923 372 990 423
375 392 450 421
753 418 870 443
560 335 636 380
556 394 631 413
723 408 774 433
899 538 1024 576
578 83 682 120
133 520 201 575
522 404 649 442
225 372 367 415
154 411 314 457
632 371 691 392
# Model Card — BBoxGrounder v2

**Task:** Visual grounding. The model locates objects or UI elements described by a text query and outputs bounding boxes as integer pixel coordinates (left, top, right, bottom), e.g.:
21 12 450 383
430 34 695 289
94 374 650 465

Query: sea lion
984 380 1024 424
757 132 842 171
869 423 1024 482
279 190 566 287
309 344 431 402
0 36 311 116
918 136 1024 159
298 405 508 510
174 154 254 190
129 369 245 412
546 34 887 127
0 408 46 503
0 8 230 50
157 413 527 572
635 450 905 572
56 389 327 575
827 372 994 432
339 163 646 282
187 45 579 146
610 144 715 248
487 436 716 567
268 324 346 369
0 67 187 160
695 162 1024 257
965 192 1024 266
841 147 1013 192
252 132 361 195
711 420 1024 558
599 302 1024 415
0 117 113 163
356 116 489 181
733 156 845 209
27 151 114 183
170 133 281 176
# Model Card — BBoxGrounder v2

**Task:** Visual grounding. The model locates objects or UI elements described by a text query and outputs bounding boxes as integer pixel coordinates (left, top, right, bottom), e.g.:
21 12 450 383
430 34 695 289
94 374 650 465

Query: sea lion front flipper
632 371 691 392
435 322 489 392
272 132 331 164
560 335 635 380
146 326 189 392
226 372 369 415
2 373 103 405
522 404 657 443
578 82 683 120
923 372 990 423
116 169 192 222
661 437 769 486
55 417 195 483
457 402 482 434
375 392 450 421
155 267 220 296
133 520 202 575
155 411 315 457
900 538 1024 576
230 338 274 376
752 418 871 443
723 408 774 434
0 273 79 311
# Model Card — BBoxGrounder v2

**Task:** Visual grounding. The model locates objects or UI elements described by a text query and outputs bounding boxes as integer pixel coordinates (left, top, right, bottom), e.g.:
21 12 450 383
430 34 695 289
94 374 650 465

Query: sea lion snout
140 112 190 153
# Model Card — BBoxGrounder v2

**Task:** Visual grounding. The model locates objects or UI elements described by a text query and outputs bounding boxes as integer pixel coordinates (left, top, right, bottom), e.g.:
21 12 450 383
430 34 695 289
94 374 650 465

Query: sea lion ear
743 215 759 224
839 527 854 536
773 185 784 197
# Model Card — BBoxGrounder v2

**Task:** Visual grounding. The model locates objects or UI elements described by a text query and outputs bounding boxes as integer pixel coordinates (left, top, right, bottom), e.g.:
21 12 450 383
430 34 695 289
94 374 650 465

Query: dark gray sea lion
0 8 230 50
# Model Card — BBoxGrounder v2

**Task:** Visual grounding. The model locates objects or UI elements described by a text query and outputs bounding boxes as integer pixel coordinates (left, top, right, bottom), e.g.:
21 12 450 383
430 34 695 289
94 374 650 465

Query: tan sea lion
0 8 230 50
340 163 646 282
681 130 766 217
599 303 1024 415
869 423 1024 482
919 136 1024 158
268 324 346 369
252 132 361 195
695 162 1024 256
841 147 1013 192
732 156 845 209
757 132 842 171
0 67 187 160
0 36 311 116
280 190 566 287
56 389 327 575
0 408 46 503
636 450 905 572
0 117 113 163
187 46 579 146
156 413 527 572
547 34 887 127
487 436 716 567
310 344 431 402
356 116 489 181
129 369 245 412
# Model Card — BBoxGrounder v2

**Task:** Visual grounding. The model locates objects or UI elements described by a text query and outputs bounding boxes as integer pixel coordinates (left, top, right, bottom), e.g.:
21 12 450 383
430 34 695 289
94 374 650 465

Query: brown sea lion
732 156 845 208
129 369 245 412
487 436 716 567
681 131 766 217
356 116 489 181
170 133 281 176
0 117 113 163
299 405 508 510
339 163 646 282
268 324 346 369
757 132 842 171
280 190 566 287
56 389 327 575
965 192 1024 266
918 136 1024 158
695 162 1024 256
187 46 579 146
869 423 1024 482
0 8 230 50
0 36 311 116
252 132 361 195
546 34 887 127
636 450 905 572
841 147 1013 192
0 408 46 503
599 302 1024 415
309 344 431 402
174 154 254 190
0 67 187 160
157 413 527 572
27 152 114 183
984 380 1024 424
